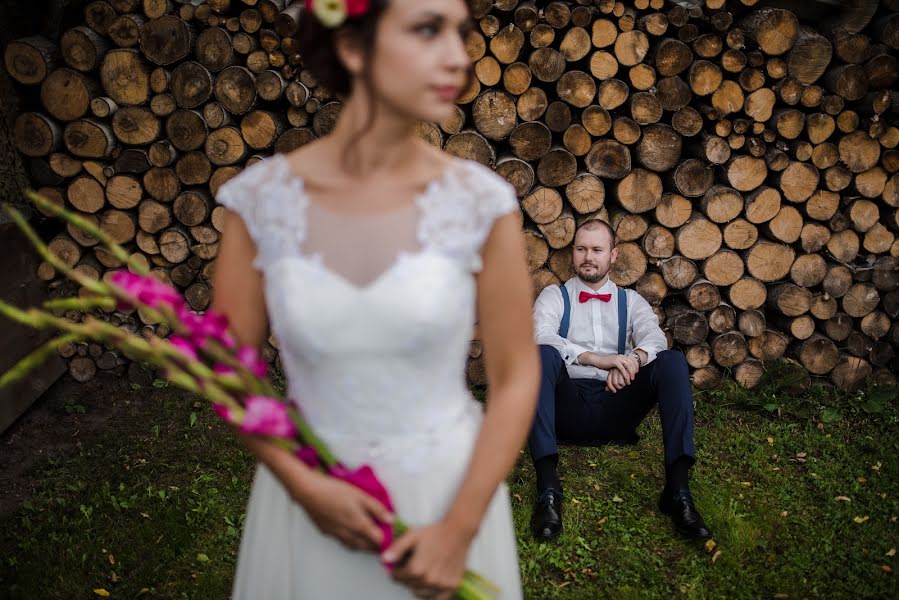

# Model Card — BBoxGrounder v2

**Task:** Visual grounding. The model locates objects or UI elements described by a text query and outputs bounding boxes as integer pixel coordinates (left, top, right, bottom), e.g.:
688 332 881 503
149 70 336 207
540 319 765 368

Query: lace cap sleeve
465 161 520 273
214 156 305 272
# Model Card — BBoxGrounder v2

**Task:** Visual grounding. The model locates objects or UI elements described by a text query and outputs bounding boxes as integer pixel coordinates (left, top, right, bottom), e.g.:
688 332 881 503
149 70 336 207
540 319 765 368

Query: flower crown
306 0 371 28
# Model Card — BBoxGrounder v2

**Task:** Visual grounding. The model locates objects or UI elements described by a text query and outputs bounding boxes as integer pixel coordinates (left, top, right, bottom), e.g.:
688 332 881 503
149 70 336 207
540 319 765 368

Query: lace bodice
216 154 518 471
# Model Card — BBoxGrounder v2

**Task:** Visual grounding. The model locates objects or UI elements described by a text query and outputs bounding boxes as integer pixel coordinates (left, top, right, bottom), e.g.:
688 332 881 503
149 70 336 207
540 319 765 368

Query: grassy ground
0 366 896 599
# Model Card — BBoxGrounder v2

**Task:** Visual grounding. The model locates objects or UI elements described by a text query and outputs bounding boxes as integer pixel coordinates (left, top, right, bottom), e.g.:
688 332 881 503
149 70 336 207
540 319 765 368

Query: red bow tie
579 291 612 303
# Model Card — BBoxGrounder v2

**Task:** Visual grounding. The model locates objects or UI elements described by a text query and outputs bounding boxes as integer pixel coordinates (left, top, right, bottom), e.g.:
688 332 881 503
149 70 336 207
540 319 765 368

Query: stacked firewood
5 0 898 390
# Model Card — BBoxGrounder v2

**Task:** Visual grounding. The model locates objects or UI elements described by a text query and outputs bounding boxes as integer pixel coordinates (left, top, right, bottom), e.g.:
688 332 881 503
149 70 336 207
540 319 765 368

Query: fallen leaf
612 495 624 503
94 590 110 598
834 496 851 502
883 565 893 574
558 581 570 588
773 594 789 599
858 476 867 483
853 515 870 524
781 511 789 517
571 498 581 504
598 516 608 526
741 481 752 487
108 554 115 565
872 462 882 471
767 437 774 445
887 548 896 557
513 493 522 502
711 550 722 563
627 451 639 459
196 553 209 563
796 452 807 458
704 539 717 553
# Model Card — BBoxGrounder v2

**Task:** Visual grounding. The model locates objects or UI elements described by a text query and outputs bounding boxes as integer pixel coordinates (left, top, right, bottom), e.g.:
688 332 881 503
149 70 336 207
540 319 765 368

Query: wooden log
522 186 562 225
712 331 748 368
111 106 160 146
616 168 662 213
786 25 832 84
726 155 767 192
495 156 534 198
4 36 58 85
445 130 495 166
584 139 631 180
671 158 714 198
686 278 721 311
656 76 692 111
565 173 605 214
685 343 712 369
101 49 150 106
677 214 722 261
708 303 737 334
657 255 697 291
703 249 744 286
830 355 871 391
634 271 667 305
175 151 212 186
60 26 109 72
537 208 576 250
728 276 767 310
670 309 709 345
636 124 681 172
140 15 194 65
13 112 61 157
843 282 879 317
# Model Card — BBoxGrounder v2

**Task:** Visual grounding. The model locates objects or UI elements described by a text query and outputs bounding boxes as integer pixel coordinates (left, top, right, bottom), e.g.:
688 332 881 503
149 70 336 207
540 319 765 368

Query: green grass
1 371 897 599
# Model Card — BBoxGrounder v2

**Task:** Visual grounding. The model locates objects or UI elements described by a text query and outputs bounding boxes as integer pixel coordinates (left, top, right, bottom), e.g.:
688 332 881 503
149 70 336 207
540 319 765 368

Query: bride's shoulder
216 154 293 201
446 159 518 216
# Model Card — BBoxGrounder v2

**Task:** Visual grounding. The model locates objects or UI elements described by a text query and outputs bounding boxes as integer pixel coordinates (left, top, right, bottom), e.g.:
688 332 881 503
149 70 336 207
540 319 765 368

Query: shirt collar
571 276 616 295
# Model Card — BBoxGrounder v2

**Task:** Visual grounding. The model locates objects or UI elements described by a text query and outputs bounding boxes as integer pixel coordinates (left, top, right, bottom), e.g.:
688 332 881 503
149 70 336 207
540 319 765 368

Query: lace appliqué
214 157 308 272
215 155 519 274
417 161 520 273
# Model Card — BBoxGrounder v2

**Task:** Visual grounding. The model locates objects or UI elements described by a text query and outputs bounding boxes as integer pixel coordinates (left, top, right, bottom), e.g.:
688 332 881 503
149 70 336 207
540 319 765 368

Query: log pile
5 0 899 391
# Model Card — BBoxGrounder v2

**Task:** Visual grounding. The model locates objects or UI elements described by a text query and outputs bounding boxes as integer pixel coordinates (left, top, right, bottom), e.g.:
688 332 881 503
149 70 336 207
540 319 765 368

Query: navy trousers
528 345 696 467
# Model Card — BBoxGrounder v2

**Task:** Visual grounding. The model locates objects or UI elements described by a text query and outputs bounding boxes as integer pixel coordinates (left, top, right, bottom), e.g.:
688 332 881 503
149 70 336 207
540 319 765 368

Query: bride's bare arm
212 210 390 551
446 211 540 533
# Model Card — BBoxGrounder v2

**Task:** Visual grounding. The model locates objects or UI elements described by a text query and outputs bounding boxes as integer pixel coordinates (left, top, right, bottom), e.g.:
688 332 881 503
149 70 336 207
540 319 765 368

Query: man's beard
577 263 606 283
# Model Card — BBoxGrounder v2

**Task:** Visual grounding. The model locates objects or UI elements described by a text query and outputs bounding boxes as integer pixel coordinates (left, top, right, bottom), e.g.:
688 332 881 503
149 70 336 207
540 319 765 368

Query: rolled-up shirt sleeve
533 286 591 365
629 292 668 365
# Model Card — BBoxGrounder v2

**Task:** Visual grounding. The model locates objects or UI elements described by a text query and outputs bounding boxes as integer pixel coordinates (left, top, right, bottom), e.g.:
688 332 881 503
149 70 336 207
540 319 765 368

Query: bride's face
360 0 472 124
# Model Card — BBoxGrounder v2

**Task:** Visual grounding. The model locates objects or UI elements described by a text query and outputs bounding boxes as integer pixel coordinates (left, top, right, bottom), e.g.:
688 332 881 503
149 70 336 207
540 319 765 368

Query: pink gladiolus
240 396 296 438
110 271 183 312
178 307 236 349
168 335 197 361
211 403 232 422
329 463 396 559
295 446 320 468
236 346 268 378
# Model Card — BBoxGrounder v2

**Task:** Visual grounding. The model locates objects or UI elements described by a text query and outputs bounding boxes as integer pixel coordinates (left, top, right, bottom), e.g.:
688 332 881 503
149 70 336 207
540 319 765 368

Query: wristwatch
628 350 644 366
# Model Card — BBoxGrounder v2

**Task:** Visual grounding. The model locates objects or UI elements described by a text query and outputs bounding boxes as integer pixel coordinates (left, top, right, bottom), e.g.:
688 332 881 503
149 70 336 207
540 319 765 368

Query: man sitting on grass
527 219 711 541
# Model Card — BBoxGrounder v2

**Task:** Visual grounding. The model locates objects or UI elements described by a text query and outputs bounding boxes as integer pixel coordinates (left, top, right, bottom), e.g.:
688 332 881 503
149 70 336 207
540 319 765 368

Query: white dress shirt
533 277 669 381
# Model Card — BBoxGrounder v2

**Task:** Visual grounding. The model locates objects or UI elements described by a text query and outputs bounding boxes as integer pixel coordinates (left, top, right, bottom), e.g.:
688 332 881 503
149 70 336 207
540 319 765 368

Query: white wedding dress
216 153 524 599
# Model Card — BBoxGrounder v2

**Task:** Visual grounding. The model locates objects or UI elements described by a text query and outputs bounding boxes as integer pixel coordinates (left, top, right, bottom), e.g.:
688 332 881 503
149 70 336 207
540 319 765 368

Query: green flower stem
2 204 108 295
42 296 117 313
24 190 147 275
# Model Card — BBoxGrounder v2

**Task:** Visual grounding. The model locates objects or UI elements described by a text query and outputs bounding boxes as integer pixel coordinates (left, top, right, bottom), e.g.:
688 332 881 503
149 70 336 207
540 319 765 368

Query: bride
211 0 540 598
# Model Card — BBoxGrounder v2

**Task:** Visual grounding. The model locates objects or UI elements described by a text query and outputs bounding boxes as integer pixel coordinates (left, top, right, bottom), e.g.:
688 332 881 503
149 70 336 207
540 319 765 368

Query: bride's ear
334 30 366 77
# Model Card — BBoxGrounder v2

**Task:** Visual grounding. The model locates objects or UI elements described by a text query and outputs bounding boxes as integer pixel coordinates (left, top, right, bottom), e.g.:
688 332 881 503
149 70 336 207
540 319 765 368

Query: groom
527 219 711 541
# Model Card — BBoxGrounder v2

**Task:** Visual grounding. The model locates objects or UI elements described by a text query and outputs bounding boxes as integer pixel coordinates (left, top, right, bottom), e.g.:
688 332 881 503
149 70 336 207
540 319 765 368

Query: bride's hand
289 470 393 552
382 519 474 600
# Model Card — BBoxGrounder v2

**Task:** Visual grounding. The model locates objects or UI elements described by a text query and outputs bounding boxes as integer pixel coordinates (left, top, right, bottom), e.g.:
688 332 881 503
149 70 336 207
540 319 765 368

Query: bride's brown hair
295 2 473 125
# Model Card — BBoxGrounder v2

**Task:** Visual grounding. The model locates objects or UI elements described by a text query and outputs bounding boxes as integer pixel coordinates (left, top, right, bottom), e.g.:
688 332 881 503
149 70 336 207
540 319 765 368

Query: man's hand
605 367 632 393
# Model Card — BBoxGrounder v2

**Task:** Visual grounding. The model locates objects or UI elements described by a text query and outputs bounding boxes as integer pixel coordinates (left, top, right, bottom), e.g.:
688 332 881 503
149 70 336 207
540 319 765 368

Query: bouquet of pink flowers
0 190 499 600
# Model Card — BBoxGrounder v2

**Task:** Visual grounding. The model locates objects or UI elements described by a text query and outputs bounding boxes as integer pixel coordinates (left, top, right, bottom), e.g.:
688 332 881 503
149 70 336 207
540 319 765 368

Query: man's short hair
574 219 616 248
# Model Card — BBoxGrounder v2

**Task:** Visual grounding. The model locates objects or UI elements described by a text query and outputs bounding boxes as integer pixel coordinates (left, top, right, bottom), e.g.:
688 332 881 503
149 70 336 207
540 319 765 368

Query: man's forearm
577 349 647 370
